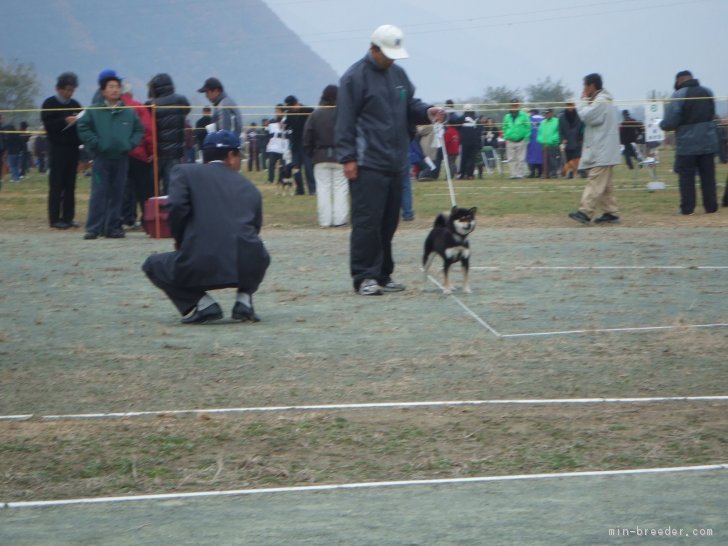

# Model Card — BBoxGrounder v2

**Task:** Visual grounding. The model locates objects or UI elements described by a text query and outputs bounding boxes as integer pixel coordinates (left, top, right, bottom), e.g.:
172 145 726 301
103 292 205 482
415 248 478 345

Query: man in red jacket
120 83 154 229
444 124 460 178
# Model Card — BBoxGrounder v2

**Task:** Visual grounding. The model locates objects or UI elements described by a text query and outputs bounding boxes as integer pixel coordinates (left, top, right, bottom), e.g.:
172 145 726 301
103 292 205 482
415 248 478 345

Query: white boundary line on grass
426 275 502 335
4 464 726 509
2 396 726 422
470 265 728 271
426 271 728 338
500 323 728 338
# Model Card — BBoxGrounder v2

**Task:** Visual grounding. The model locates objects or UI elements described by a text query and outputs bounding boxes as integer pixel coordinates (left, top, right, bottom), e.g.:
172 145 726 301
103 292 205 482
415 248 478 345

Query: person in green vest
501 99 531 178
537 108 562 178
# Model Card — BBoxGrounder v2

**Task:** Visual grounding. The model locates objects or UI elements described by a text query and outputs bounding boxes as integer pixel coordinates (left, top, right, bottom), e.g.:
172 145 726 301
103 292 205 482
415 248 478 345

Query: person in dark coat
147 73 191 194
457 107 481 179
283 94 315 195
558 102 585 179
619 110 644 170
142 131 270 324
660 70 719 215
335 24 445 296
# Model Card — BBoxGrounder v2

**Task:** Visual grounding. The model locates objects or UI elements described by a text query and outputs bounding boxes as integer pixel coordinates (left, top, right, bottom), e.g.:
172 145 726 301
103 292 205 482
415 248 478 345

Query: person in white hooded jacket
568 73 622 225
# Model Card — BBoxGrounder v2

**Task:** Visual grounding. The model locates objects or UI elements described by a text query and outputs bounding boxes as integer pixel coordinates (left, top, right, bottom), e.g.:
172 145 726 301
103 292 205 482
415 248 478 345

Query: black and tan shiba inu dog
422 206 477 294
276 164 297 196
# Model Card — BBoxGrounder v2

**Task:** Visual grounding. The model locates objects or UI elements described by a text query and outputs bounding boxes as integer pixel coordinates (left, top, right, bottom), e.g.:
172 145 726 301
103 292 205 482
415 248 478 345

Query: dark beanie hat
320 84 338 104
675 70 692 80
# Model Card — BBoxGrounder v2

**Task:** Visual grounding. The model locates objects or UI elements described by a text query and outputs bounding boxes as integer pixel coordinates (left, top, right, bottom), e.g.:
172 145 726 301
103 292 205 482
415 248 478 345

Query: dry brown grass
2 403 726 501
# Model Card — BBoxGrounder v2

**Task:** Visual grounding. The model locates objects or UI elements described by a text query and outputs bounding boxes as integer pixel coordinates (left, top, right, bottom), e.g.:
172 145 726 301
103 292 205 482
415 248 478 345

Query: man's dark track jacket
335 52 432 173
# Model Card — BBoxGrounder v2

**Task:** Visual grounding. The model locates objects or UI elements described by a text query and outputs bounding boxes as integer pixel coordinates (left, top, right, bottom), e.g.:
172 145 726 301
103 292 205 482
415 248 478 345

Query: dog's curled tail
433 213 448 228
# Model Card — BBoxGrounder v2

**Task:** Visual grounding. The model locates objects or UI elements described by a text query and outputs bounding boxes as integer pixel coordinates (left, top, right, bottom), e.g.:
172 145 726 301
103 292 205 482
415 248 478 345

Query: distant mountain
0 0 339 119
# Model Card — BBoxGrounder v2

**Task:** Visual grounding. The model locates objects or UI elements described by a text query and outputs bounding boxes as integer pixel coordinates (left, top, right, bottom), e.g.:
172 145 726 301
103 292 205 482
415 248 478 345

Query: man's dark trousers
158 157 180 195
349 167 402 290
675 153 717 214
123 157 153 225
86 156 128 236
48 143 80 225
142 268 206 316
623 143 638 169
292 145 315 195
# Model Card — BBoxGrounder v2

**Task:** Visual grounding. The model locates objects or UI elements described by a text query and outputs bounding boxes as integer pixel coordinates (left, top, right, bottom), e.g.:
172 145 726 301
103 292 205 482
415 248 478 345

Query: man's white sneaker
358 279 382 296
380 278 405 292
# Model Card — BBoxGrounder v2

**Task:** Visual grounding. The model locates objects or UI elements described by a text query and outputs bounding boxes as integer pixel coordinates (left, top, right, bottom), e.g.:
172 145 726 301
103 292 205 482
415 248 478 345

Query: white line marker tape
470 265 728 271
4 464 726 508
0 415 34 421
2 396 726 422
426 268 727 337
426 275 501 336
501 323 728 338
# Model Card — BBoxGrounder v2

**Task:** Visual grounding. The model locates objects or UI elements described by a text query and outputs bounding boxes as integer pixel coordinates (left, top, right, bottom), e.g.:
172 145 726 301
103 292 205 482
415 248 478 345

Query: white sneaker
358 279 382 296
380 278 405 292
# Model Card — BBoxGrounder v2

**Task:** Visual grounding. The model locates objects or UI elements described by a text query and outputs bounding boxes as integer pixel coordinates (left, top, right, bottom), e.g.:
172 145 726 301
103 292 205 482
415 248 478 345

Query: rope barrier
2 95 726 116
2 97 724 142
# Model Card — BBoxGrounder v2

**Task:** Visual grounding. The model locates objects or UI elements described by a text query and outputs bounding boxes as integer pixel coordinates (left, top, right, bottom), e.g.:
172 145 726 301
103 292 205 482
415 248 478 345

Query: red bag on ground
143 196 172 239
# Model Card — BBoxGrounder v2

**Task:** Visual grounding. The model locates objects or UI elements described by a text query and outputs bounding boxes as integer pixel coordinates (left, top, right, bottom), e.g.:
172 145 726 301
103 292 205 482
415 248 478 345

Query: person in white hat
335 24 445 296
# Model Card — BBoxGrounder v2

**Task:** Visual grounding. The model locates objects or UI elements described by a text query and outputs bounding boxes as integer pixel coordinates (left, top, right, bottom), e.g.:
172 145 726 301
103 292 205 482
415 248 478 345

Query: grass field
0 154 727 506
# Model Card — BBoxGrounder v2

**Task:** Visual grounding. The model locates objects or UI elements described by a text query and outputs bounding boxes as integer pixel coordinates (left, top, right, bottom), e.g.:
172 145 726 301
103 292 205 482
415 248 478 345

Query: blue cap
203 130 241 150
98 69 122 84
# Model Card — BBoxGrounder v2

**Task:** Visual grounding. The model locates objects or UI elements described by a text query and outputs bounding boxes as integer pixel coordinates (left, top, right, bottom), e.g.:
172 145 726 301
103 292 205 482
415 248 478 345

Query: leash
433 121 457 208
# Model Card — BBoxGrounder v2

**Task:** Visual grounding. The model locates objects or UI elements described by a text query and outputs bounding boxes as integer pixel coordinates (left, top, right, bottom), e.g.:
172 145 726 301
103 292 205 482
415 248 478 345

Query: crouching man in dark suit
142 131 270 324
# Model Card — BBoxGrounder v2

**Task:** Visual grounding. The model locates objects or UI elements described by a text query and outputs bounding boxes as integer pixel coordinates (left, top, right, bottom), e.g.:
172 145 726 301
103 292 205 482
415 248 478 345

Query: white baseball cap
371 24 409 60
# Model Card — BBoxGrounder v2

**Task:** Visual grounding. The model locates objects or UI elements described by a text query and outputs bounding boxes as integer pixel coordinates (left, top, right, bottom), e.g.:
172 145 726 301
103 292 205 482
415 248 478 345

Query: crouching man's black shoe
181 303 223 324
232 301 260 322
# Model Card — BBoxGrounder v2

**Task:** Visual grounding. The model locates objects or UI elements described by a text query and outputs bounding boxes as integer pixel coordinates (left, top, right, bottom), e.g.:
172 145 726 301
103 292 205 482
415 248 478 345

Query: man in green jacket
77 72 143 240
501 99 531 178
537 109 561 178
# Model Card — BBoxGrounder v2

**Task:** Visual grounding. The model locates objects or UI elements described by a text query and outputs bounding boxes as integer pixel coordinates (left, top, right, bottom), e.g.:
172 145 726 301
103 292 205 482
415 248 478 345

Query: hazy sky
265 0 727 109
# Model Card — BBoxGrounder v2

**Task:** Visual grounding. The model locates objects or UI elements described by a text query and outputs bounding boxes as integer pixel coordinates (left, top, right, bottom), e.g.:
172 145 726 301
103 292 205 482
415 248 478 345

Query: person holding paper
40 72 83 229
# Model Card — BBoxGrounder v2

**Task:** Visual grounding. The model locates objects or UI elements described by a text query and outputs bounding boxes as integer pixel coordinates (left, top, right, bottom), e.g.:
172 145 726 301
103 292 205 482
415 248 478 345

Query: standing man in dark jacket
147 73 190 194
458 107 482 180
619 110 644 170
283 95 315 195
142 131 270 324
558 102 584 179
660 70 719 215
335 24 444 296
197 77 241 135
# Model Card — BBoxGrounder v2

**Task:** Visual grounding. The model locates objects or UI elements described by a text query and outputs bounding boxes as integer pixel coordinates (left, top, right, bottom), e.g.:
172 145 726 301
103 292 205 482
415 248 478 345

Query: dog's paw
442 287 453 295
463 285 472 294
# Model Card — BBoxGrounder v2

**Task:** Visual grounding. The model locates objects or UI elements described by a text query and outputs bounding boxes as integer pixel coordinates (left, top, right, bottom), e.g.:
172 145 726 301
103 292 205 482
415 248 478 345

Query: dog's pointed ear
451 205 458 214
469 207 477 216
